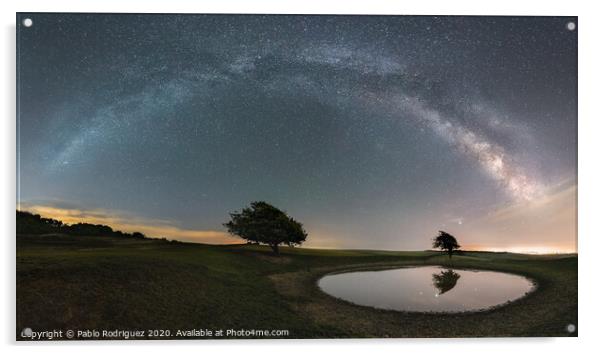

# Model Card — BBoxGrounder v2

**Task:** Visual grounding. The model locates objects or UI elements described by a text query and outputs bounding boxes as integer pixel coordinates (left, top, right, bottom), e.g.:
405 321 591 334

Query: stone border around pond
268 256 576 337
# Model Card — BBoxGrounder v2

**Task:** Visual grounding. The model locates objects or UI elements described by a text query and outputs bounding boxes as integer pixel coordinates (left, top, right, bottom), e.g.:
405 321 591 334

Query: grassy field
16 234 577 339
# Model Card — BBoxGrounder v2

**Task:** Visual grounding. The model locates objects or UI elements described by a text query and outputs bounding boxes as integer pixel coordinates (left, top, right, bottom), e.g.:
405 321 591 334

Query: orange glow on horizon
462 244 576 255
18 182 577 255
17 204 239 245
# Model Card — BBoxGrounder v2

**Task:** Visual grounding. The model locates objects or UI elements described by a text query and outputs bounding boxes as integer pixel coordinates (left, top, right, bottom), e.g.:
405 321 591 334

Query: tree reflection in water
432 269 461 295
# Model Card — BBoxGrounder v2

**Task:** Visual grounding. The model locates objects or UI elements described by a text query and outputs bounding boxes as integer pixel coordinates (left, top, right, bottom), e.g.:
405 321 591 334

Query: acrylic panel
16 13 577 340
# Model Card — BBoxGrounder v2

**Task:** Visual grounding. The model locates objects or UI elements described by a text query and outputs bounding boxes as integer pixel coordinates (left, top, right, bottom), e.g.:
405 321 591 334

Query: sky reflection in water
318 266 534 312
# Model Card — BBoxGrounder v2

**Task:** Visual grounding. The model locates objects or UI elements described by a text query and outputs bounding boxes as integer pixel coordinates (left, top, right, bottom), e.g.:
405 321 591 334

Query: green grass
16 234 577 339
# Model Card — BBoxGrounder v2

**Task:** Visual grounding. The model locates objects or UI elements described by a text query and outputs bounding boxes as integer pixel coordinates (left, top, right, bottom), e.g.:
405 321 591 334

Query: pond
318 266 535 313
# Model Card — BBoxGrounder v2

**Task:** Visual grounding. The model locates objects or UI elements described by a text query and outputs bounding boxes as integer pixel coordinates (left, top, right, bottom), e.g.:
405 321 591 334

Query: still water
318 266 534 312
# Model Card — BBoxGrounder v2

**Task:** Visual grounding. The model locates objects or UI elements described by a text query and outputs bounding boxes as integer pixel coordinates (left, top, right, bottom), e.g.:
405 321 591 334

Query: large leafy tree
432 231 461 258
224 201 307 254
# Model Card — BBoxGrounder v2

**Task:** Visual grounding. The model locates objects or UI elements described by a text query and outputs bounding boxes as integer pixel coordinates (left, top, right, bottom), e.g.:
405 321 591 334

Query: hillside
16 233 577 339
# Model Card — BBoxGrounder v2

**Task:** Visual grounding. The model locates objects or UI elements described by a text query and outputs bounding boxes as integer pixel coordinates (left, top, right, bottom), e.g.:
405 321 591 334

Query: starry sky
17 14 577 253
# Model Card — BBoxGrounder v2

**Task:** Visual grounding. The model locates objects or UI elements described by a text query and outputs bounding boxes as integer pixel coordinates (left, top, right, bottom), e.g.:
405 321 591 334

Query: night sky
17 14 577 252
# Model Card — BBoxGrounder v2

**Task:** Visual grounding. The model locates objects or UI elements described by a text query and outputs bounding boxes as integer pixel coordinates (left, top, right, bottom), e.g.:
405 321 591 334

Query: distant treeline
16 210 147 239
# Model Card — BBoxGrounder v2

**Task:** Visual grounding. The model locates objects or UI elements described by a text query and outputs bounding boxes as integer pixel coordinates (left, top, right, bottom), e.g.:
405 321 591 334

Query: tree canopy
224 201 307 254
432 230 461 258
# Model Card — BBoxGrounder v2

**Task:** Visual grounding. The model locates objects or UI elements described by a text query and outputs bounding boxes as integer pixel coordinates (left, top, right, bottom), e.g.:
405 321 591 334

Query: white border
2 1 601 353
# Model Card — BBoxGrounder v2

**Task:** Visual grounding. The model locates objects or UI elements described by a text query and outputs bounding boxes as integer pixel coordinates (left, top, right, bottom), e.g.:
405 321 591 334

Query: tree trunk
448 249 452 258
270 244 280 255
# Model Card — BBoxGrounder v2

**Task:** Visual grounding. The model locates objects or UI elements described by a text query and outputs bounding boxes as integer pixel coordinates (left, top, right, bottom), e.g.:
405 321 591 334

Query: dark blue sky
17 14 577 252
